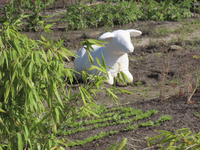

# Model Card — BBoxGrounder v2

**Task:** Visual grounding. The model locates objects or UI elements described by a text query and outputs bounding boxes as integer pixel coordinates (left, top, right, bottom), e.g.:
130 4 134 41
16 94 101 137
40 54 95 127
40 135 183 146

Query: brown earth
1 2 200 149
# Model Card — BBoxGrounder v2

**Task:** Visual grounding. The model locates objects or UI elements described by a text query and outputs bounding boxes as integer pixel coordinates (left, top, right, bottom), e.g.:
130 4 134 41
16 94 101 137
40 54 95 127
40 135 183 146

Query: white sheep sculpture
74 29 142 85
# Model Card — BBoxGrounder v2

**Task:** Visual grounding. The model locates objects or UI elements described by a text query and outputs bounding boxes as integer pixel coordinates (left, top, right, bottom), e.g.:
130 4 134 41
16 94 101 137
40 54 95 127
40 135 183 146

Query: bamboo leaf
87 39 107 44
0 36 3 49
176 128 190 133
53 82 63 108
84 107 99 118
116 138 127 150
3 51 8 69
14 38 21 55
148 133 166 142
55 107 60 122
158 130 176 135
101 53 107 70
17 133 23 150
79 87 87 106
50 146 59 150
53 120 57 135
68 87 72 99
106 89 118 100
107 143 117 150
45 23 55 30
4 84 11 103
163 0 172 12
29 61 34 79
158 136 176 144
0 108 6 113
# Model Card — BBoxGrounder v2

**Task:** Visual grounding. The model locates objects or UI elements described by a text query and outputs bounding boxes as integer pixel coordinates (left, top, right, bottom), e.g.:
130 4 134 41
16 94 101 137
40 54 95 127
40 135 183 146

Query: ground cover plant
1 0 200 149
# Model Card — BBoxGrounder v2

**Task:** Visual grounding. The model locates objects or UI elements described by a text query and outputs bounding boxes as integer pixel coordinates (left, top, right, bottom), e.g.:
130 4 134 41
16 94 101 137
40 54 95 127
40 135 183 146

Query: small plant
147 128 200 149
124 124 138 131
141 120 155 127
156 115 173 124
194 112 200 119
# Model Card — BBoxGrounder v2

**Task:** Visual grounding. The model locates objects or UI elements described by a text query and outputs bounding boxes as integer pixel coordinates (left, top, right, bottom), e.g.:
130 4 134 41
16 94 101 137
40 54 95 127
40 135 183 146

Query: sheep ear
126 29 142 37
98 32 115 40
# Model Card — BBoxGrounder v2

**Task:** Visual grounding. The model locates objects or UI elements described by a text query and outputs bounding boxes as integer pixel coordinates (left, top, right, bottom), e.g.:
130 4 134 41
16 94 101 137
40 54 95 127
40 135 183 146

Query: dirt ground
1 2 200 149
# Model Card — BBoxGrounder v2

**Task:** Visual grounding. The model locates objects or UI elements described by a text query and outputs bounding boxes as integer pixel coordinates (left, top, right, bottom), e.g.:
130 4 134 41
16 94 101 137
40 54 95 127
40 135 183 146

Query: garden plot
61 97 200 149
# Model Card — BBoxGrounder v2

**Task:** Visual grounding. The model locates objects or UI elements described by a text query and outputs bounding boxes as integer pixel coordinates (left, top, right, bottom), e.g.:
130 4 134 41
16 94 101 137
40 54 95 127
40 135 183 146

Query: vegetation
0 0 200 149
1 0 192 30
147 128 200 149
0 6 131 150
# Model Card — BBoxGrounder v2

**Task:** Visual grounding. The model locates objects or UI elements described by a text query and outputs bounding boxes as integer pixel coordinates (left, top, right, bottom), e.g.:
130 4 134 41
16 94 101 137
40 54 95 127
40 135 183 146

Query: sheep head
98 29 142 55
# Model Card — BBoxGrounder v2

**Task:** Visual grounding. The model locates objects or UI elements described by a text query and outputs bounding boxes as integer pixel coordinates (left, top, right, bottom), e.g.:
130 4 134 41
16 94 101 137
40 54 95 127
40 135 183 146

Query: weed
194 112 200 118
147 128 200 149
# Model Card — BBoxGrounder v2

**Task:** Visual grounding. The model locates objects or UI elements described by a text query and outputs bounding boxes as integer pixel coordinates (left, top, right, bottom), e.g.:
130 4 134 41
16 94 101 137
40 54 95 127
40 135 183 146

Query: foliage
139 0 191 21
52 0 191 30
147 128 200 149
60 1 140 30
107 138 128 150
1 0 193 31
0 16 133 149
0 0 54 31
0 20 73 149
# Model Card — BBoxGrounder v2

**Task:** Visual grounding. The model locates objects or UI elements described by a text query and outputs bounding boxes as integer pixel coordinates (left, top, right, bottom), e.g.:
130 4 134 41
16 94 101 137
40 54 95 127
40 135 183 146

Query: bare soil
1 2 200 149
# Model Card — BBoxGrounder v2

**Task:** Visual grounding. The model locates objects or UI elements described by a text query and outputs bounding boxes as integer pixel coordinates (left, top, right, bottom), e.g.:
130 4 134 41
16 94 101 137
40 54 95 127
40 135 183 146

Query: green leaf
116 138 127 150
159 136 176 145
101 53 107 69
55 107 60 122
45 23 55 29
0 36 3 49
17 133 23 150
0 108 6 113
147 133 166 142
0 17 7 23
158 130 176 135
107 143 117 150
41 36 46 42
106 89 118 101
53 121 57 135
79 87 87 106
53 83 63 108
84 107 99 118
163 0 172 12
3 51 8 69
4 84 11 103
14 38 21 55
176 128 190 133
29 61 34 79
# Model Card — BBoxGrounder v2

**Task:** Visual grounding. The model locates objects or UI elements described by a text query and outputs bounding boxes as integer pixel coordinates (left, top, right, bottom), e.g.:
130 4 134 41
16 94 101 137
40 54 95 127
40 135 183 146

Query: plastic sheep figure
74 29 142 85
